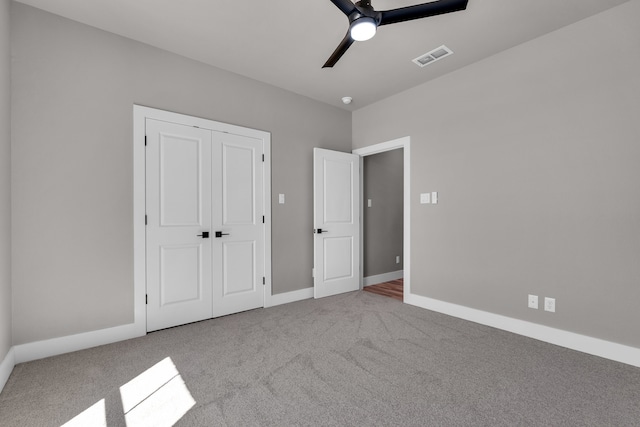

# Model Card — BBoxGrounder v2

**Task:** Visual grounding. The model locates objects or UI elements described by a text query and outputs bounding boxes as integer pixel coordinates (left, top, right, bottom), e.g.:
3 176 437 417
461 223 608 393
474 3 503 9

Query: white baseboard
0 347 15 393
363 270 403 287
11 287 315 365
11 286 636 381
405 292 640 368
265 287 313 308
13 322 145 364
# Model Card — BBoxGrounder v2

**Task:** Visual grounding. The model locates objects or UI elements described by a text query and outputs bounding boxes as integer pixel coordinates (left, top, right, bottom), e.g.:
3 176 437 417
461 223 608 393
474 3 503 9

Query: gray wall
353 0 640 348
0 0 11 361
363 149 403 277
11 3 351 345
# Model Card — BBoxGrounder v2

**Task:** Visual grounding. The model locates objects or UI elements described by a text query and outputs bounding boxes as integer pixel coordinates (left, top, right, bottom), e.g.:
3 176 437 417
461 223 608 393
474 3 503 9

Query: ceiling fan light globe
350 17 376 41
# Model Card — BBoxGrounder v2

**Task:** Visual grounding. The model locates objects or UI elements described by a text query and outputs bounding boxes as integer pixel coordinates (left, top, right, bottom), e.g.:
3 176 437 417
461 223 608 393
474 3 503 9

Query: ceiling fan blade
323 32 355 68
329 0 357 16
379 0 468 26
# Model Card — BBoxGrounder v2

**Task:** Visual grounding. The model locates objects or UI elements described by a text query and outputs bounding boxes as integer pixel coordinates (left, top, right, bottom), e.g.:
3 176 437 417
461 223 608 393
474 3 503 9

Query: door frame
133 105 272 332
353 136 410 301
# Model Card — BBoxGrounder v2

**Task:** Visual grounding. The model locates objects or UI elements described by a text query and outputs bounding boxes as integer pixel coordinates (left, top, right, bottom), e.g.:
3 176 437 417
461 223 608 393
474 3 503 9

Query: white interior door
146 119 213 332
212 131 265 317
146 118 265 332
313 148 360 298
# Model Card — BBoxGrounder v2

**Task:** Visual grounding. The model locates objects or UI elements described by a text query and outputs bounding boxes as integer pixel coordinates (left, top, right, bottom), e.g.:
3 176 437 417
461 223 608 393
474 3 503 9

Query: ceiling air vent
412 45 453 68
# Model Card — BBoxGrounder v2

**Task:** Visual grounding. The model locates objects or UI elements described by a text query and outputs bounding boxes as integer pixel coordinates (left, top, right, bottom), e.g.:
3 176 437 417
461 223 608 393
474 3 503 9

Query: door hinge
145 215 147 225
262 215 265 224
144 135 147 146
263 277 266 285
145 294 148 305
262 154 265 162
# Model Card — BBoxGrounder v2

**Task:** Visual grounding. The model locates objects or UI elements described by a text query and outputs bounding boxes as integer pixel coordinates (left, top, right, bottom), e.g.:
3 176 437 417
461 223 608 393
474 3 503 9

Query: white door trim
133 105 272 332
0 347 15 393
353 137 410 301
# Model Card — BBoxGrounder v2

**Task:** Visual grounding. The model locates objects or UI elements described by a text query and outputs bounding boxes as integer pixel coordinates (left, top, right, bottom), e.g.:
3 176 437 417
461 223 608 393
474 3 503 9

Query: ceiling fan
323 0 469 68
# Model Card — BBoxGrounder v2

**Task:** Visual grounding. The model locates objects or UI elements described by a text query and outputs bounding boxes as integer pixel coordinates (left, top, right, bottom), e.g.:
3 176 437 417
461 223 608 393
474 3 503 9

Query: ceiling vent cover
412 45 453 68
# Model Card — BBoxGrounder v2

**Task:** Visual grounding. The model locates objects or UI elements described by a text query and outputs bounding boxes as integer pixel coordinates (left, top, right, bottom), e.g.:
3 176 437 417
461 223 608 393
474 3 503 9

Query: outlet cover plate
528 294 538 309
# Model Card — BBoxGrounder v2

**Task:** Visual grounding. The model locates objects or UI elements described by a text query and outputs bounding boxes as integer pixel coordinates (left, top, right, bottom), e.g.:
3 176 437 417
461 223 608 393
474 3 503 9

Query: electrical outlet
544 297 556 313
528 294 538 309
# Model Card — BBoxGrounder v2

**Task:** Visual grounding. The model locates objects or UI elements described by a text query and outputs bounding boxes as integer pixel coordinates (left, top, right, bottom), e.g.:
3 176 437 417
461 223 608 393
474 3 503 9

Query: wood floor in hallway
363 278 403 301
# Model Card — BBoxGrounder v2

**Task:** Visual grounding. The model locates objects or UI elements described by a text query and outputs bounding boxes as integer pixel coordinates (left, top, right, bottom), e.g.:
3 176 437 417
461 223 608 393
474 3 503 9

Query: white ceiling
15 0 630 110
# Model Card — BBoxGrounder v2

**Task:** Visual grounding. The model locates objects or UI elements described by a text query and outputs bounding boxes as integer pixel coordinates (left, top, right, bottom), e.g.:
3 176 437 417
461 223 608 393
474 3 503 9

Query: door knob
197 231 210 238
315 228 327 234
215 231 230 238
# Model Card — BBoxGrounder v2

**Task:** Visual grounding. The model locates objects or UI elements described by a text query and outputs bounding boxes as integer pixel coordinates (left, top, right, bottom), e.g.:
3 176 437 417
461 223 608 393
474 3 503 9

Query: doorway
362 148 404 300
353 137 411 301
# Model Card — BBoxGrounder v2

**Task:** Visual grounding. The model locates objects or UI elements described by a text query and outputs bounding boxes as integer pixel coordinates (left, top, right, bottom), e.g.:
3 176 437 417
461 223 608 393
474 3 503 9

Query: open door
313 148 360 298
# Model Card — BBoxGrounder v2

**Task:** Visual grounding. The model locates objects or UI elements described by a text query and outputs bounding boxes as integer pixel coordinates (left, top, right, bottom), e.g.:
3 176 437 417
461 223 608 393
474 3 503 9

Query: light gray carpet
1 290 639 426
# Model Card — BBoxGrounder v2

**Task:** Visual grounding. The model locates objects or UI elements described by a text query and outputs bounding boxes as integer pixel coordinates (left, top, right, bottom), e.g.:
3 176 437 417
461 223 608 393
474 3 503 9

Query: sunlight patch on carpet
119 357 196 427
61 399 106 427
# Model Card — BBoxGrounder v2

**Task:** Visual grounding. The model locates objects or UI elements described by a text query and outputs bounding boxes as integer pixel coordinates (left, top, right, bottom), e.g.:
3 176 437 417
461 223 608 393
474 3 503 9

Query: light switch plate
279 194 285 204
420 193 431 204
528 294 538 309
544 297 556 313
431 191 438 204
368 199 372 208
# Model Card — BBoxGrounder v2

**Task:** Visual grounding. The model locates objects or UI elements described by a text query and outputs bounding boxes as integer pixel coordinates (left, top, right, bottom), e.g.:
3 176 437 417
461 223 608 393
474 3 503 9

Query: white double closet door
146 119 265 332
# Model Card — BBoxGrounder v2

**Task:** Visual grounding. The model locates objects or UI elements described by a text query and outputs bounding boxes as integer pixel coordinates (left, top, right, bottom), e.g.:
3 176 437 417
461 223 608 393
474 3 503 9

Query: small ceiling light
350 17 376 41
342 96 353 105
